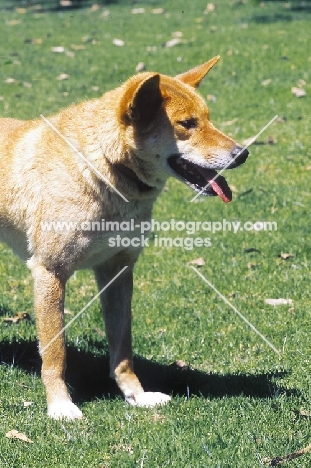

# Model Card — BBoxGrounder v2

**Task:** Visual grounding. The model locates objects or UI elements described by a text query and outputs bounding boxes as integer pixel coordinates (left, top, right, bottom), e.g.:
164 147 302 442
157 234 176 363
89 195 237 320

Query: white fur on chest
77 226 147 269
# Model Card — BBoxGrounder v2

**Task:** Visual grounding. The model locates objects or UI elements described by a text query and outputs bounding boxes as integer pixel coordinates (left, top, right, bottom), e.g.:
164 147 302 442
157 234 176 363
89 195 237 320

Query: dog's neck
115 163 154 192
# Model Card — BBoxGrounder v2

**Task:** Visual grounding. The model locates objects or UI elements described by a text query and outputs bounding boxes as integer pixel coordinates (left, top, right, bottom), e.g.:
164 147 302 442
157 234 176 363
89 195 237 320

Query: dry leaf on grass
164 38 182 48
24 38 42 45
112 38 125 47
173 360 189 369
7 19 22 26
298 409 311 417
291 87 306 97
5 78 17 84
2 312 31 324
70 44 85 50
23 401 33 408
51 46 65 53
152 8 164 14
56 73 69 81
298 79 306 87
135 62 146 72
261 79 272 86
279 252 294 260
266 135 277 144
221 118 238 127
187 257 205 267
6 430 33 443
204 3 216 13
172 31 183 38
262 442 311 465
265 298 293 306
132 8 145 14
206 94 216 102
64 308 73 315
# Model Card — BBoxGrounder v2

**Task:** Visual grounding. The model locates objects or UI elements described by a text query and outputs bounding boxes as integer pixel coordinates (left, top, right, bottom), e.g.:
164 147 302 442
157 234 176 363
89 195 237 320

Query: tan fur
0 57 248 419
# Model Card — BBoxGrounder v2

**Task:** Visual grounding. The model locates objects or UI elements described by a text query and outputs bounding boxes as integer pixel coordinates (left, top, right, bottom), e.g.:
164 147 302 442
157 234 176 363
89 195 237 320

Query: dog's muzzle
227 146 249 169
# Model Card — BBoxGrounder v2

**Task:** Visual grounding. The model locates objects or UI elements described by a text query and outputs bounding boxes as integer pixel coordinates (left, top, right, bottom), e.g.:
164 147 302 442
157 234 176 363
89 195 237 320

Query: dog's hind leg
30 262 83 420
94 261 171 407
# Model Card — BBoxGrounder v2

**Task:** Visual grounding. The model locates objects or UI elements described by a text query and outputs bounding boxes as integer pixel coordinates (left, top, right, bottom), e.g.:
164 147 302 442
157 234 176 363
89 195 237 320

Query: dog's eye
178 118 197 130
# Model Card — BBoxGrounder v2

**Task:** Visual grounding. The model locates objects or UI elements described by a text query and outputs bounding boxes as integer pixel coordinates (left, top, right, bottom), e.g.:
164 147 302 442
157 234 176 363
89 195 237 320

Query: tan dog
0 56 248 419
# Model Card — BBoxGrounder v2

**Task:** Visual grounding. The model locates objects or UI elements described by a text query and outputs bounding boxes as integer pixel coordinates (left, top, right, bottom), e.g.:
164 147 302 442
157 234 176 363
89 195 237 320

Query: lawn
0 0 310 466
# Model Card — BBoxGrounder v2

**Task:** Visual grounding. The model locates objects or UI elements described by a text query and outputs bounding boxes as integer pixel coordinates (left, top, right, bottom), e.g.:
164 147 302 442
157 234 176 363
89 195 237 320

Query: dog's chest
76 201 154 269
78 226 146 268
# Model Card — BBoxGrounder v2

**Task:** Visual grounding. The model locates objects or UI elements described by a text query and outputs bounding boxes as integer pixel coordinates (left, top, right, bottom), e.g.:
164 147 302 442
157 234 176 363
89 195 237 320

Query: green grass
0 0 311 466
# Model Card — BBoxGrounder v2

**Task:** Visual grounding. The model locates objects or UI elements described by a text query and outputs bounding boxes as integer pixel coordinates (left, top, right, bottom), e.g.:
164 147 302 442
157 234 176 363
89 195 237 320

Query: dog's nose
228 146 249 168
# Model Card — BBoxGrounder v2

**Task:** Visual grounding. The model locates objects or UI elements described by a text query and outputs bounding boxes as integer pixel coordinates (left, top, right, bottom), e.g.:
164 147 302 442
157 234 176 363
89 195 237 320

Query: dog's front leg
94 263 171 407
30 263 82 420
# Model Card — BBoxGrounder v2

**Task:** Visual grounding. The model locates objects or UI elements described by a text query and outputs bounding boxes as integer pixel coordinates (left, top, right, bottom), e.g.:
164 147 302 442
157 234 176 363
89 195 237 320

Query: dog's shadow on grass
0 338 297 403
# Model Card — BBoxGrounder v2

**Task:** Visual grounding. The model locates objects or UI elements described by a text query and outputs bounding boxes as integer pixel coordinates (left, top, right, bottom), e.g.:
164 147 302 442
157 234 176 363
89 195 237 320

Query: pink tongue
209 178 232 203
199 169 232 203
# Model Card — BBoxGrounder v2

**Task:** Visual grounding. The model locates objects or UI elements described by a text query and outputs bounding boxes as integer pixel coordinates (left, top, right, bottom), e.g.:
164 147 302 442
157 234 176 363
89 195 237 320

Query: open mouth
167 155 232 203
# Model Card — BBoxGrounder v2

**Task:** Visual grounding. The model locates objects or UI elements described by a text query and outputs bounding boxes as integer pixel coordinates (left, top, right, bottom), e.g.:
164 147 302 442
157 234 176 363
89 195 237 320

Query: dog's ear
175 56 220 88
125 74 163 128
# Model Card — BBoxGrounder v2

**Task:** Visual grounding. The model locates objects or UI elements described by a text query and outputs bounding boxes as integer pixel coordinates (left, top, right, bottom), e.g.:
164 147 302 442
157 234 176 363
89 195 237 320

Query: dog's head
115 56 248 202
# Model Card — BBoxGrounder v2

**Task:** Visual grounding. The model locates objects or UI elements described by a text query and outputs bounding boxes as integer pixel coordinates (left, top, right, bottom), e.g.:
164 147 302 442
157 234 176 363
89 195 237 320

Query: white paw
126 392 171 407
47 400 83 420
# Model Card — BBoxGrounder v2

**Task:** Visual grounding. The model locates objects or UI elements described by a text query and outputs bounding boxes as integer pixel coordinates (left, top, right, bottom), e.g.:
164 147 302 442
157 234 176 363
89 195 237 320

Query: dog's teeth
182 164 187 170
176 159 183 165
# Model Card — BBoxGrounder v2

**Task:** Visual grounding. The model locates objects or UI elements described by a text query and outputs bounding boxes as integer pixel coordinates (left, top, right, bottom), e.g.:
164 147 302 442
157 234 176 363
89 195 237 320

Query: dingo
0 56 248 419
